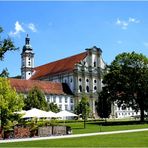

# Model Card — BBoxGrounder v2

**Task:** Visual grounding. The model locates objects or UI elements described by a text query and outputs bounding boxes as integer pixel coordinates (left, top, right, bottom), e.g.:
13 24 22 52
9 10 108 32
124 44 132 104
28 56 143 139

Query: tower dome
21 34 34 80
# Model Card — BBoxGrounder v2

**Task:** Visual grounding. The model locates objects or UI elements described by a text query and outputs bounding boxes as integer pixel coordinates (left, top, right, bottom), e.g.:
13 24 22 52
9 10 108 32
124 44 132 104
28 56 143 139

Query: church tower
21 34 34 79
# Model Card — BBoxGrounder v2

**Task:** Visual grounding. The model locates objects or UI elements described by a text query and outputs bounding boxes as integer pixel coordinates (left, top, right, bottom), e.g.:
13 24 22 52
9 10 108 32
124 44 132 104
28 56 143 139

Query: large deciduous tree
0 26 18 77
23 86 49 111
0 78 24 130
96 88 111 119
48 102 60 113
75 95 90 128
102 52 148 121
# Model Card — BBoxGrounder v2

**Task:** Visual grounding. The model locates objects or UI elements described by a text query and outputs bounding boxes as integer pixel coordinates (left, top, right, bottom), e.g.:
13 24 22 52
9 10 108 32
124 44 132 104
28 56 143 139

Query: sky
0 1 148 77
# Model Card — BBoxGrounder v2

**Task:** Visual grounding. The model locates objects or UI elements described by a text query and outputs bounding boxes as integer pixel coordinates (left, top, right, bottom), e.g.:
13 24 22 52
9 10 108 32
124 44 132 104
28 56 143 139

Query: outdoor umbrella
21 108 48 118
14 110 26 114
56 110 78 118
45 111 58 118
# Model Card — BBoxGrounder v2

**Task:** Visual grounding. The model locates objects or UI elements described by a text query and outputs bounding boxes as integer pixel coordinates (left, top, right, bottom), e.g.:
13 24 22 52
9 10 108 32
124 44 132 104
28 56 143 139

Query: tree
75 95 90 128
0 26 18 76
96 88 111 119
0 78 24 130
0 68 9 78
23 86 49 111
48 102 60 113
102 52 148 121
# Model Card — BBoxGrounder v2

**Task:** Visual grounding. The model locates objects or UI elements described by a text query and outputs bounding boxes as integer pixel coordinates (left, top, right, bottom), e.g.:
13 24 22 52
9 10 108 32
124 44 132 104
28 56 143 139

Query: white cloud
9 21 25 37
128 17 140 23
28 23 37 32
116 17 140 30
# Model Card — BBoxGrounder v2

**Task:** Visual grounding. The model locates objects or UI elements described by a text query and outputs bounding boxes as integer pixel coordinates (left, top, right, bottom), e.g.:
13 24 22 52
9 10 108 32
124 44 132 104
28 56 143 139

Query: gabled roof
30 52 87 80
9 78 72 95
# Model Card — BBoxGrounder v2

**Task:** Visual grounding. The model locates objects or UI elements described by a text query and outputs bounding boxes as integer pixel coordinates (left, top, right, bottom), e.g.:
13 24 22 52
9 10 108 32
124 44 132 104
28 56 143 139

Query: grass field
0 120 148 147
64 120 148 134
0 131 148 147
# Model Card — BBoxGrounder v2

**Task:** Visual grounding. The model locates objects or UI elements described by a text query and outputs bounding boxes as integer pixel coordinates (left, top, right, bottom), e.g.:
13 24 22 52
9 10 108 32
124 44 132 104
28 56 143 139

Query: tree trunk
140 108 144 122
84 118 86 129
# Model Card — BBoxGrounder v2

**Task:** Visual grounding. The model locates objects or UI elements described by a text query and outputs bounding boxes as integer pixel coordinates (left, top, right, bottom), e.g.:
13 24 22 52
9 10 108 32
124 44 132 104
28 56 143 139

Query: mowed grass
63 120 148 134
1 131 148 147
0 121 148 147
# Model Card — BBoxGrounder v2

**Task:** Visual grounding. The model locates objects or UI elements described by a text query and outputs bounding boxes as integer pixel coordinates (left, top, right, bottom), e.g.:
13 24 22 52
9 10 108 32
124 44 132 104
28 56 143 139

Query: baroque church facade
9 35 140 118
20 35 105 116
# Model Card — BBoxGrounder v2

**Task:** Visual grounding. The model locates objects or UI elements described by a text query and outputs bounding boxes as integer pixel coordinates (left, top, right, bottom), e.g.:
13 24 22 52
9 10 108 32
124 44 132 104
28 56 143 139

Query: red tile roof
30 52 87 80
9 78 70 95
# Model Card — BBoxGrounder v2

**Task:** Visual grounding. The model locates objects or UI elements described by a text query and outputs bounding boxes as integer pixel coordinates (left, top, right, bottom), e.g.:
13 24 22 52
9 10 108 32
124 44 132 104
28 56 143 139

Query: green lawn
0 120 148 147
1 131 148 147
63 120 148 134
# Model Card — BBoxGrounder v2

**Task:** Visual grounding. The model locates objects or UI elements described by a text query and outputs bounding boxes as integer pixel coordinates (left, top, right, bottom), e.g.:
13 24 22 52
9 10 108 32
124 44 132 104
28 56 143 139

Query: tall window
94 61 96 67
71 105 74 111
59 97 62 103
65 98 68 103
94 86 97 91
79 85 82 92
47 97 50 103
65 105 68 110
70 98 73 103
86 86 89 92
59 105 62 110
53 97 56 103
70 78 73 83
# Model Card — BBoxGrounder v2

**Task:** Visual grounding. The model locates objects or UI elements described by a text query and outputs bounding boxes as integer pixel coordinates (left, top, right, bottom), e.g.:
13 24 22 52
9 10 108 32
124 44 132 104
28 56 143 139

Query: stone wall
53 126 67 135
14 127 30 139
0 125 71 140
38 126 52 137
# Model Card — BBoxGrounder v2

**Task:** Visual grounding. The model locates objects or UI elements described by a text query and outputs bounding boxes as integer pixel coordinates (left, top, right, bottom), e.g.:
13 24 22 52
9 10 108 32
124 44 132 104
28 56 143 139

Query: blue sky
0 1 148 77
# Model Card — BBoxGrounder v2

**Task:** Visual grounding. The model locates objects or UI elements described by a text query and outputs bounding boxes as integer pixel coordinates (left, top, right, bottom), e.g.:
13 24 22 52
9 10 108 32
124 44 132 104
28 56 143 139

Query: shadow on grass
87 120 148 126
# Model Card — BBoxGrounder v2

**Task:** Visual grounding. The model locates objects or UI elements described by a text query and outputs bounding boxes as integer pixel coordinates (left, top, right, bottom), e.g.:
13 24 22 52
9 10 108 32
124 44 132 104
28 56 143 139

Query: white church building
9 35 140 119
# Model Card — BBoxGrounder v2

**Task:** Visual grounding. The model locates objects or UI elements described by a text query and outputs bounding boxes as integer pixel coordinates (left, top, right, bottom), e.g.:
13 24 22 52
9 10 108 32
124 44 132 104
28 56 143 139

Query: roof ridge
34 51 87 69
9 78 62 85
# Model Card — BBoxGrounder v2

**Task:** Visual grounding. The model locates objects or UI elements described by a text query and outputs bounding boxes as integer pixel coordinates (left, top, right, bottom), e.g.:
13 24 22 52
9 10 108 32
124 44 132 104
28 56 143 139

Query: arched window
79 78 82 82
70 78 73 83
94 79 97 83
94 86 97 90
79 85 82 92
94 61 96 67
86 79 89 82
86 86 89 92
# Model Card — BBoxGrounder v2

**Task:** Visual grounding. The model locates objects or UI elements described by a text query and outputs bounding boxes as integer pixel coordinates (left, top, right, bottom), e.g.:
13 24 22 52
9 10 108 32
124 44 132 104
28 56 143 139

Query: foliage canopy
102 52 148 121
0 78 24 130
